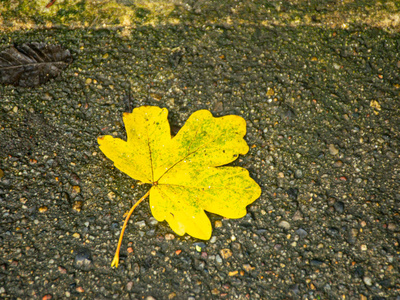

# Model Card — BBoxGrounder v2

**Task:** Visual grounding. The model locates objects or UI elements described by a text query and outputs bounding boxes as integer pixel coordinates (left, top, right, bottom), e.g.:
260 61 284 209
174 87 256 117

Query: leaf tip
97 136 107 146
203 232 212 241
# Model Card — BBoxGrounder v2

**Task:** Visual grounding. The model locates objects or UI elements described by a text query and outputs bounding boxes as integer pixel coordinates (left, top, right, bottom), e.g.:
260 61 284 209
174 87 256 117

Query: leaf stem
111 190 150 268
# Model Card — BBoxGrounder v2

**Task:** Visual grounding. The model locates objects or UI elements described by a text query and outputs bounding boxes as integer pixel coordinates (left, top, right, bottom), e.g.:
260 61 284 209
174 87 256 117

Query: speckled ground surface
1 1 400 299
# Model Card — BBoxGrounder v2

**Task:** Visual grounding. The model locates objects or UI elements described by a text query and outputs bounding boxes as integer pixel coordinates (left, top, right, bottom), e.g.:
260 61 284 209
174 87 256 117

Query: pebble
287 188 298 200
228 270 238 276
327 227 339 237
328 144 339 155
107 191 115 200
71 186 81 198
69 172 81 185
194 242 206 252
73 248 92 271
126 281 133 291
72 201 83 212
294 169 303 179
215 220 222 228
39 206 48 213
111 222 119 230
386 151 396 159
266 87 275 96
146 229 155 236
243 264 254 272
46 159 54 168
292 211 303 221
333 160 343 167
213 101 223 112
0 169 4 178
310 259 323 266
215 254 222 264
257 229 267 235
278 220 291 230
348 228 358 244
333 62 341 70
363 276 372 286
211 288 219 295
220 249 232 259
333 201 344 213
135 220 146 228
295 228 308 239
165 233 175 240
148 217 158 226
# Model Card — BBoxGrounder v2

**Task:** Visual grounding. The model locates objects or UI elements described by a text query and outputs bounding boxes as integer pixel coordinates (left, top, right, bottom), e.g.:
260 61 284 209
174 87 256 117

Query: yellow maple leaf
98 106 261 267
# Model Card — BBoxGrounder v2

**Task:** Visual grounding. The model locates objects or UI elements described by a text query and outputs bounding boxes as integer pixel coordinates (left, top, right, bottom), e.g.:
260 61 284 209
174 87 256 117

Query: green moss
0 0 177 31
0 0 399 32
136 7 151 20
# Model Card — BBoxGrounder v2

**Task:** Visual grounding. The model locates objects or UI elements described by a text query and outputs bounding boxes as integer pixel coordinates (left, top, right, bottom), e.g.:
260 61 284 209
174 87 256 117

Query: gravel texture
1 1 400 299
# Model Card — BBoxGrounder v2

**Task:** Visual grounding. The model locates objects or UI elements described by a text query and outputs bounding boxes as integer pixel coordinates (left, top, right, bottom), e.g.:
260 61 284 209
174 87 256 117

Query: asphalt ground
1 1 400 299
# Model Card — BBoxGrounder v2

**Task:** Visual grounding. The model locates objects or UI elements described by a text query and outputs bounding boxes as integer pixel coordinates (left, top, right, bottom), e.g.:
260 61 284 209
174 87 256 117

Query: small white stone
363 277 372 286
278 220 291 230
215 255 222 264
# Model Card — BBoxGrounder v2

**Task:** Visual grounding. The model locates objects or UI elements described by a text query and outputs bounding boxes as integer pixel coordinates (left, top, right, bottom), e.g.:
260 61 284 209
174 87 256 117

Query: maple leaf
98 106 261 267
